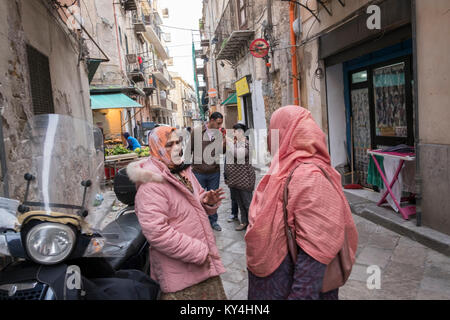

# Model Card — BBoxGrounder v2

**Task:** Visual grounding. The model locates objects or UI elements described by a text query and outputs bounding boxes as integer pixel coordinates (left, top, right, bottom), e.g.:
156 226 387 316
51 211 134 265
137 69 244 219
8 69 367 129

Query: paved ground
96 167 450 300
213 170 450 300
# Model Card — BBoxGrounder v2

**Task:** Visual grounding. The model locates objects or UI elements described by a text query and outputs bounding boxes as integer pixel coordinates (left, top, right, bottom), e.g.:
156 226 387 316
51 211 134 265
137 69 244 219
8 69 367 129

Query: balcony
152 61 174 88
143 75 156 96
196 66 205 75
200 39 210 47
135 14 169 61
216 30 254 61
121 0 137 11
152 97 176 113
126 54 145 83
213 0 254 62
195 49 203 58
183 110 193 117
132 14 147 33
183 94 196 103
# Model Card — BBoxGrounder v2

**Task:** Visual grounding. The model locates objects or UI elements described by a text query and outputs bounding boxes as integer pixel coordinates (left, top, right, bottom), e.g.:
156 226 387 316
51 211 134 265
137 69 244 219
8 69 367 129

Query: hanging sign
235 77 250 96
208 88 217 97
250 38 270 58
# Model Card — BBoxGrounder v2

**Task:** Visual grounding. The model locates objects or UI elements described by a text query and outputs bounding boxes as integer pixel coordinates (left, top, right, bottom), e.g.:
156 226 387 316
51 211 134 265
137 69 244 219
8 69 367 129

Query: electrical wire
81 0 95 37
161 24 233 37
166 42 201 47
43 0 80 54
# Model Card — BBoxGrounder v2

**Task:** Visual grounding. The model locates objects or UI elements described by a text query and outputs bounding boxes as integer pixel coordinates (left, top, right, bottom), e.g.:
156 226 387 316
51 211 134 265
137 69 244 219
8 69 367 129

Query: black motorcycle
0 114 158 300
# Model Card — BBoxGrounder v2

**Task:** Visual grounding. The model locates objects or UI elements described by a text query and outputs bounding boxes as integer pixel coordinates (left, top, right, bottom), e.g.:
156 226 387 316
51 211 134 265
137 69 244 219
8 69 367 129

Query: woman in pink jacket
127 126 227 299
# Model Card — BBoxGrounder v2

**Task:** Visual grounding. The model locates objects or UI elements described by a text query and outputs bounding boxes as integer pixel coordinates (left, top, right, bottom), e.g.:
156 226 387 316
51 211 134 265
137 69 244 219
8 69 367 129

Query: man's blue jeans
194 171 220 226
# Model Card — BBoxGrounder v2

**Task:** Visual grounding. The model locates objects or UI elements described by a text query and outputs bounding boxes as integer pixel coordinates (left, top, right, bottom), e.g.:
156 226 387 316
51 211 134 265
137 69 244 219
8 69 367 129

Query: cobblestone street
213 169 450 300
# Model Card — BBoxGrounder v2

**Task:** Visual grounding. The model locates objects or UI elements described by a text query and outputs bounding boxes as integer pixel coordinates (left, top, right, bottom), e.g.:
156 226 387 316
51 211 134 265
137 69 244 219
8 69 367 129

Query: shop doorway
242 94 254 129
348 55 414 186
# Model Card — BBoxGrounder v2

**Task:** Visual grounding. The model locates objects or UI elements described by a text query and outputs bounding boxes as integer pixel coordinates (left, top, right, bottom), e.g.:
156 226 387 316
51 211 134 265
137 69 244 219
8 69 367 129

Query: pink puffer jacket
127 157 226 293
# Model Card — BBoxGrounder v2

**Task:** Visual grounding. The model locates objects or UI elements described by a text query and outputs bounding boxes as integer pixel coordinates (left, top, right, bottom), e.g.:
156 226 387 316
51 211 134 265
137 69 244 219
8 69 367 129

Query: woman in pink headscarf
127 126 227 299
245 106 358 300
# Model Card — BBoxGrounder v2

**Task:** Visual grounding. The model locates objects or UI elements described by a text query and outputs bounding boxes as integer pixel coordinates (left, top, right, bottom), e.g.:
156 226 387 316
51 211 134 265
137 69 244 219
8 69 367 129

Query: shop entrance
348 55 414 186
242 94 254 129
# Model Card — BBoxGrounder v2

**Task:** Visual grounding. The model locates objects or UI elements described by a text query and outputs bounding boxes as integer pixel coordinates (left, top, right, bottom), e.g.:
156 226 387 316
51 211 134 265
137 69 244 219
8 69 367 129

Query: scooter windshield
18 114 103 219
0 115 133 258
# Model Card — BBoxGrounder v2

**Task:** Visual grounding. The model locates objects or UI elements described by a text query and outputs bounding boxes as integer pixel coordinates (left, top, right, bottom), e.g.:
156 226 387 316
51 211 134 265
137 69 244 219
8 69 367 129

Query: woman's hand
203 188 226 206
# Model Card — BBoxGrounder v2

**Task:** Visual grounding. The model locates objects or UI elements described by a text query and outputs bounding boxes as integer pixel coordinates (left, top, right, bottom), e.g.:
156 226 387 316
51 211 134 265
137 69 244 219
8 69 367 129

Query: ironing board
367 149 416 220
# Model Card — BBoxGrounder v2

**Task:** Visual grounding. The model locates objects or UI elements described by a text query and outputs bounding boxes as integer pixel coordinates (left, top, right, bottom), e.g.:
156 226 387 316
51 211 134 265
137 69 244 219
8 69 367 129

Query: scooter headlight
25 223 76 264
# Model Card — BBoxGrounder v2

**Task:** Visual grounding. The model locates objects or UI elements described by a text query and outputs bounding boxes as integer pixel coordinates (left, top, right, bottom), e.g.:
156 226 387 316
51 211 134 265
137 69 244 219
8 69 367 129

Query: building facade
199 0 296 163
82 0 175 143
199 0 450 235
294 0 450 235
170 72 197 129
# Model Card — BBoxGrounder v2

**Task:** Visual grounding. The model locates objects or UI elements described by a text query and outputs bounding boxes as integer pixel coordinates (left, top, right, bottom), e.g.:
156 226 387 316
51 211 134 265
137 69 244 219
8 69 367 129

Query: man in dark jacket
190 112 225 231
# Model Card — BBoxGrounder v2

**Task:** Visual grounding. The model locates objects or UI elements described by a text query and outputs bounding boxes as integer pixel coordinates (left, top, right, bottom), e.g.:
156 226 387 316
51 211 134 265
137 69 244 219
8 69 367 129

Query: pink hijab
245 106 358 277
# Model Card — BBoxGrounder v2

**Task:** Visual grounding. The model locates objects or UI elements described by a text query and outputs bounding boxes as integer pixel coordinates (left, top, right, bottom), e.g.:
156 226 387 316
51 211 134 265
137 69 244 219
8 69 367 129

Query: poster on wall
373 62 407 137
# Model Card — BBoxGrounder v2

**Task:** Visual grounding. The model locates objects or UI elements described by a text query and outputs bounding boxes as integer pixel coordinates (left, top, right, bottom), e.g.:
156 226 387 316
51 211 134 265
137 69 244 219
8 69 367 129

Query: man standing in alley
190 112 225 231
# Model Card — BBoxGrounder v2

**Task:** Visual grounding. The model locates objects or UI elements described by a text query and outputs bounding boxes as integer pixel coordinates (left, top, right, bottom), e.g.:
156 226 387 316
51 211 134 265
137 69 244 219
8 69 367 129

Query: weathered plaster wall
296 0 372 130
0 0 91 200
416 0 450 235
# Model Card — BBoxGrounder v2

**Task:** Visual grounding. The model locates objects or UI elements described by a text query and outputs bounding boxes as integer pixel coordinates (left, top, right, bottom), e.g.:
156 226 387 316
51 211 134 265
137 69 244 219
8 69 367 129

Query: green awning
90 93 143 110
221 92 237 105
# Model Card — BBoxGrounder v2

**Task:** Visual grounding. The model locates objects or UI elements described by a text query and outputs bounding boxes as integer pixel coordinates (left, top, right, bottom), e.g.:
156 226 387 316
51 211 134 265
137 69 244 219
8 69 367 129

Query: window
373 62 408 138
237 0 247 29
26 45 55 115
352 70 368 84
119 26 122 46
349 56 414 148
125 34 129 54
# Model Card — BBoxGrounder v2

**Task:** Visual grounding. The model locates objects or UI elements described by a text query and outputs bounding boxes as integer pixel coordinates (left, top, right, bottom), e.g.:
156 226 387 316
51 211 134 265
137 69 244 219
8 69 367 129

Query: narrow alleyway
98 165 450 300
213 167 450 300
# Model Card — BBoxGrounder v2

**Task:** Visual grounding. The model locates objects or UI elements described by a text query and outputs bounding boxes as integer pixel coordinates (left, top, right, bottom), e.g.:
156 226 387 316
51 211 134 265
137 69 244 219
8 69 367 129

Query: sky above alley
159 0 203 87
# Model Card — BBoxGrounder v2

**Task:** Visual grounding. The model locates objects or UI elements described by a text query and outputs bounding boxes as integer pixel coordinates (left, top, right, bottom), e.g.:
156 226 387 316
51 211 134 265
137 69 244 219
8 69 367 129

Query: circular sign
208 88 217 97
250 38 270 58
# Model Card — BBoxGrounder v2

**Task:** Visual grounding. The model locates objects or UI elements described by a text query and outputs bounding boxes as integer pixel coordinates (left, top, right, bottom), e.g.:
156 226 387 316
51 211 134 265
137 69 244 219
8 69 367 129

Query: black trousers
229 187 253 225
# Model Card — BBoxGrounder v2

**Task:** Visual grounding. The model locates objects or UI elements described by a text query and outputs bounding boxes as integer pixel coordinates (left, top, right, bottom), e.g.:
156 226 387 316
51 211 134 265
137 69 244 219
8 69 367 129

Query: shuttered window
26 45 55 115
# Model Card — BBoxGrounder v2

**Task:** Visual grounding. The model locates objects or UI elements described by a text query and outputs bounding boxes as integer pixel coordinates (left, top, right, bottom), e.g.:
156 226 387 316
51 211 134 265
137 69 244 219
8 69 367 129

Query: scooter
0 114 158 300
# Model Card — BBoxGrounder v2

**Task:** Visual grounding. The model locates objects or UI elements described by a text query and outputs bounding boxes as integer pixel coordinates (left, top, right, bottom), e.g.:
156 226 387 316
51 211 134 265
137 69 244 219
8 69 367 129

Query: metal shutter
26 45 55 115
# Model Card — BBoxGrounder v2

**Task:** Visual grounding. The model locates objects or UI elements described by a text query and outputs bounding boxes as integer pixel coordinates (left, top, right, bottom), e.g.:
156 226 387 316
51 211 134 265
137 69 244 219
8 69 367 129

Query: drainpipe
113 1 124 74
289 2 299 105
0 111 9 197
411 0 421 227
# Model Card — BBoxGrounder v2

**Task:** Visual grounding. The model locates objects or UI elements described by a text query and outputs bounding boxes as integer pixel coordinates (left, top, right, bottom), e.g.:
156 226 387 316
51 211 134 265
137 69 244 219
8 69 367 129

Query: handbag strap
282 163 303 226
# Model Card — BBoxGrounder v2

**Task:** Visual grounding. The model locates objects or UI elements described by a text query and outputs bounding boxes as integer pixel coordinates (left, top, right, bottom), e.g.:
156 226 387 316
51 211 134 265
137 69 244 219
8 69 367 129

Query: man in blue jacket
123 132 141 151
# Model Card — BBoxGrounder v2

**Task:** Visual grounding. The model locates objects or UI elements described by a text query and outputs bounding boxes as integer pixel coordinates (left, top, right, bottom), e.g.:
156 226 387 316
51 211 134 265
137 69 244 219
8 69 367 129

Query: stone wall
0 0 91 201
